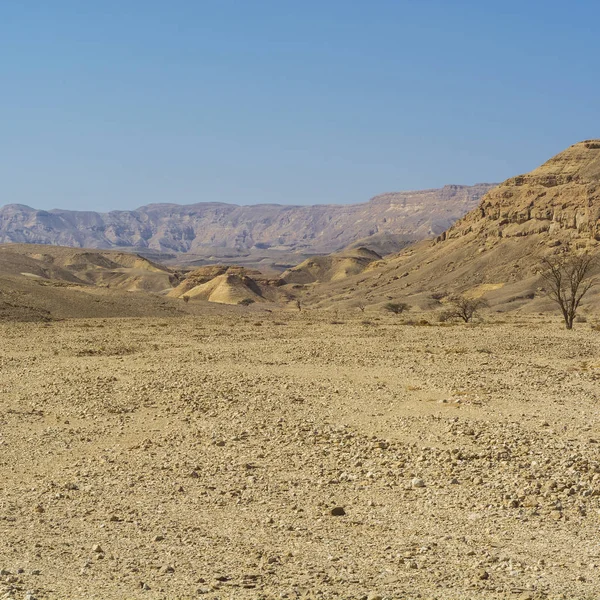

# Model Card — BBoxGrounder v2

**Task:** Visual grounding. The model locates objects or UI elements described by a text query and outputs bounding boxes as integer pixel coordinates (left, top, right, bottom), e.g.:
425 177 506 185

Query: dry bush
383 302 410 315
440 296 488 323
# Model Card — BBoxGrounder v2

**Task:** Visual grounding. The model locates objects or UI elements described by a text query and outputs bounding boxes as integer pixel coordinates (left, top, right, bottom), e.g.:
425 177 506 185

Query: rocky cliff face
0 184 494 256
439 141 600 244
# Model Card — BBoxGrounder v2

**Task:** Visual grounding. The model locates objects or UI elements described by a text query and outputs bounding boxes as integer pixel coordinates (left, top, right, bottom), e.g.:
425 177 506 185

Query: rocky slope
304 141 600 313
0 184 494 257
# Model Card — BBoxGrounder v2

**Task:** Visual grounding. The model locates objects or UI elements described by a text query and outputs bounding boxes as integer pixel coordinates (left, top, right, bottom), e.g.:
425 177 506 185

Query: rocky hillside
0 184 494 257
305 141 600 312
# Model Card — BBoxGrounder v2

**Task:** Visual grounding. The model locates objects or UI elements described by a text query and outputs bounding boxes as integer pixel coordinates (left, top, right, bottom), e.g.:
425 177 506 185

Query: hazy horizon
1 180 499 212
2 1 599 212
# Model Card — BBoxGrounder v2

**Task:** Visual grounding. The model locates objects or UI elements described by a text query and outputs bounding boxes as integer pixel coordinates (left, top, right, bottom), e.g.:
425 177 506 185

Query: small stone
160 565 175 574
153 535 164 542
34 505 44 514
330 506 346 516
92 544 103 553
367 594 383 600
551 510 562 521
477 569 489 580
450 478 459 485
411 478 425 488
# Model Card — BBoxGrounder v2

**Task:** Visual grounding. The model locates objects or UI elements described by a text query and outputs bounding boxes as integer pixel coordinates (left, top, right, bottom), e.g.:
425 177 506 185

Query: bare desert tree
541 253 597 329
442 295 488 323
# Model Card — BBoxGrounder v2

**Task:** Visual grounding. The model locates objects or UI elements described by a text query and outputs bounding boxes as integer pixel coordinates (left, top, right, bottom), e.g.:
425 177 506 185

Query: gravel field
1 312 599 599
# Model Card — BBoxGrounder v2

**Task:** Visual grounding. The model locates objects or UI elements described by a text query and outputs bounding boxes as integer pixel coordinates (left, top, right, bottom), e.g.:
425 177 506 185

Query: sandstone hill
305 141 600 313
168 265 283 305
0 184 494 264
0 245 188 321
0 244 179 292
281 247 383 284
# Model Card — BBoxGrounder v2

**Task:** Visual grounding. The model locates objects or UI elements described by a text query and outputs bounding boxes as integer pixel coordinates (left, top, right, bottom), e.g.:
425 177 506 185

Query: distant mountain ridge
0 184 495 257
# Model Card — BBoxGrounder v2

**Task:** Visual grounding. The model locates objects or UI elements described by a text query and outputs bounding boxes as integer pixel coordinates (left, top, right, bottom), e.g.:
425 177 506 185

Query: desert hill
0 185 494 266
304 141 600 313
281 247 383 284
168 264 283 305
0 245 189 321
0 244 179 292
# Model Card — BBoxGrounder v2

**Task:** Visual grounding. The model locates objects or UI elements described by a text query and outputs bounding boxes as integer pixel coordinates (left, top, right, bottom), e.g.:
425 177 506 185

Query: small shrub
384 302 410 315
437 309 455 323
238 298 255 306
182 295 190 303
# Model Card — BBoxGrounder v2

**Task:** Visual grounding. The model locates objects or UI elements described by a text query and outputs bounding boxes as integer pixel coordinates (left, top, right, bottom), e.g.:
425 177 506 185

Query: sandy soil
1 312 599 599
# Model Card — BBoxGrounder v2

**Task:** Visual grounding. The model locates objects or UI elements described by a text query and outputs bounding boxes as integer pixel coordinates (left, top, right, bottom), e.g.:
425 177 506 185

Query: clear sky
1 1 599 211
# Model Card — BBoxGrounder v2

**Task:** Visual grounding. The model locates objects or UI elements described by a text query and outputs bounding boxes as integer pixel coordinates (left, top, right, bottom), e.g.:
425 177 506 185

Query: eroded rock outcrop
439 141 600 243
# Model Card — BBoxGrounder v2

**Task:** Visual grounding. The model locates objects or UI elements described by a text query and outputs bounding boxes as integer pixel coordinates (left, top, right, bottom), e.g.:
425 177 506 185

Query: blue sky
1 1 599 211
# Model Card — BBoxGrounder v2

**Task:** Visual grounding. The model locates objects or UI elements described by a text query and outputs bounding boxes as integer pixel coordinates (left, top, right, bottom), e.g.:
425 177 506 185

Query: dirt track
1 312 599 599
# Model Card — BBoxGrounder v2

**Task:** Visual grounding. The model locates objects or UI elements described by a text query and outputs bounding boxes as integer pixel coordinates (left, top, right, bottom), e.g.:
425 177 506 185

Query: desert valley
0 141 600 600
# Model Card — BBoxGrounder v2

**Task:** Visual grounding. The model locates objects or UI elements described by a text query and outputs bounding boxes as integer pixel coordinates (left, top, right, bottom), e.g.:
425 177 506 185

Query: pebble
330 506 346 516
411 478 425 488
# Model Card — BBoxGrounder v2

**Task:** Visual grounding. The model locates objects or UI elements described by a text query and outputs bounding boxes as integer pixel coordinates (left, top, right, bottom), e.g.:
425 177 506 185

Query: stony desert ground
1 310 600 600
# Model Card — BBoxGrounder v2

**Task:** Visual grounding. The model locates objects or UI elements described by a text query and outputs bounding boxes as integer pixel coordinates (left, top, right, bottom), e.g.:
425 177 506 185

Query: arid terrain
1 140 600 599
1 310 600 600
